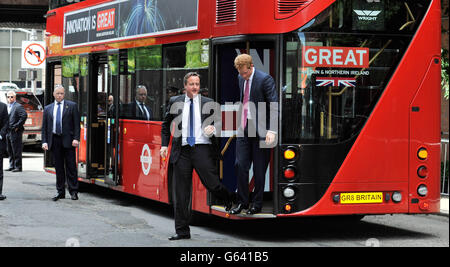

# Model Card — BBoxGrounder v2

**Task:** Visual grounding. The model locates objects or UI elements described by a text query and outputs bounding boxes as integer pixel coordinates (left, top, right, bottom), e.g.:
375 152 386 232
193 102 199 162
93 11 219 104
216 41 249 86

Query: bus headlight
283 187 296 199
417 185 428 197
392 192 402 203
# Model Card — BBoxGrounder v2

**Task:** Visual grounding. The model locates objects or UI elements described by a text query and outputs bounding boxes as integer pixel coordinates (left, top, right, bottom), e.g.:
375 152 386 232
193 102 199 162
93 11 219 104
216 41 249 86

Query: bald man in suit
42 85 81 201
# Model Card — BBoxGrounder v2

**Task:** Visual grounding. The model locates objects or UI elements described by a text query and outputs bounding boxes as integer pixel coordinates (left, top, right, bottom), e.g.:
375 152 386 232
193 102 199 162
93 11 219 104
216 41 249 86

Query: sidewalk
441 196 449 216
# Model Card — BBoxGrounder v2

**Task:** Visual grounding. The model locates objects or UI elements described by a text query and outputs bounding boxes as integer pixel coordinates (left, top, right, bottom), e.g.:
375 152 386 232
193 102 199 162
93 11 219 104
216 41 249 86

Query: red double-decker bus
44 0 441 219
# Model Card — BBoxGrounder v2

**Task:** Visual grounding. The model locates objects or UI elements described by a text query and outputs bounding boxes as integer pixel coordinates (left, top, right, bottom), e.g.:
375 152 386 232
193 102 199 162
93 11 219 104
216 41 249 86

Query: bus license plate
340 192 383 204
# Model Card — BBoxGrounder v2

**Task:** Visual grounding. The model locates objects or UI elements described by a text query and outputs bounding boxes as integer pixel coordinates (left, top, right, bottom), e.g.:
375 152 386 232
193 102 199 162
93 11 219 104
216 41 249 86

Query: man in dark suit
128 85 153 120
41 85 81 201
160 72 234 241
0 101 9 200
5 91 27 172
230 54 278 215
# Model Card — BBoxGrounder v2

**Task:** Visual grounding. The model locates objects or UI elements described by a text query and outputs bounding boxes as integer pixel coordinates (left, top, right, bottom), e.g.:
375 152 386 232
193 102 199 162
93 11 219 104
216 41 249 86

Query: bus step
211 205 276 218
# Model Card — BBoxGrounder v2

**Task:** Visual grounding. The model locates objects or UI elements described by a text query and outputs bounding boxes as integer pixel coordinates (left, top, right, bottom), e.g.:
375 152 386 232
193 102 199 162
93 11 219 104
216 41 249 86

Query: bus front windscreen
281 0 431 144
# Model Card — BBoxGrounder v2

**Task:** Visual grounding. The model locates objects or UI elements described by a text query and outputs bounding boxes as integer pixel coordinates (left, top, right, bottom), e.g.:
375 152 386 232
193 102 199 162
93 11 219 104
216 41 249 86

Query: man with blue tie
5 91 27 172
42 85 81 201
160 72 234 241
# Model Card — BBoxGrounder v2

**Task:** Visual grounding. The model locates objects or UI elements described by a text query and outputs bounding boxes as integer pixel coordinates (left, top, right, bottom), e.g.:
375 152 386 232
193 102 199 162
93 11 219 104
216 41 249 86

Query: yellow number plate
340 192 383 204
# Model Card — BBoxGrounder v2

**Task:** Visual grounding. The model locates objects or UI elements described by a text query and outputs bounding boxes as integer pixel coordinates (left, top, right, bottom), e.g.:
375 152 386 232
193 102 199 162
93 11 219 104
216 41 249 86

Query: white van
0 82 20 91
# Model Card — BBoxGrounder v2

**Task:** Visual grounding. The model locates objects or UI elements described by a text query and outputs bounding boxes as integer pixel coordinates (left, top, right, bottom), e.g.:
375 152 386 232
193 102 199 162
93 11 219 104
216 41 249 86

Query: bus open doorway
210 38 278 218
83 53 121 186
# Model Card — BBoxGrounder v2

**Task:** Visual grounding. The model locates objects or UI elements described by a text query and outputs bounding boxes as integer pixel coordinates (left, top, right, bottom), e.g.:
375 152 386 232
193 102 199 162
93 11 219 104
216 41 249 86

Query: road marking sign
22 41 46 69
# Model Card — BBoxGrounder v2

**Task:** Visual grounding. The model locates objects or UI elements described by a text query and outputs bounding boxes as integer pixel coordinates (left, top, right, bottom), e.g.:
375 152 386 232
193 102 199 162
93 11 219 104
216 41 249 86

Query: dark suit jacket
125 101 153 120
42 100 81 150
238 68 278 139
0 102 8 157
8 102 27 133
161 94 220 163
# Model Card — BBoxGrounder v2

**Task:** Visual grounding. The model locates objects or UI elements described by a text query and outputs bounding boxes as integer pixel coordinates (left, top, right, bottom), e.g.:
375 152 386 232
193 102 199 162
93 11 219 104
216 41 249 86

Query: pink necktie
241 80 250 129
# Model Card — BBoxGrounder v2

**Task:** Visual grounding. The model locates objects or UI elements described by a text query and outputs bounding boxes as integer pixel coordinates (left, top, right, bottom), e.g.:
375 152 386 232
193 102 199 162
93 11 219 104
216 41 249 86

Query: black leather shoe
246 207 262 215
5 168 13 171
168 234 191 241
229 204 248 215
70 193 78 200
224 200 233 211
0 195 6 200
52 194 65 201
12 168 22 172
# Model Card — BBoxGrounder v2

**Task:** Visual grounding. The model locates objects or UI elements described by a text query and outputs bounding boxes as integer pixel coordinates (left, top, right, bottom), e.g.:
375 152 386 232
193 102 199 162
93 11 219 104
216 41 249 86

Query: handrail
220 135 236 180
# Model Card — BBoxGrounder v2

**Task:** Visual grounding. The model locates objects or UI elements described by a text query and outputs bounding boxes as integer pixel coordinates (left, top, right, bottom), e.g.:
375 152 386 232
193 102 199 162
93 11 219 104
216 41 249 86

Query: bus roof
46 0 332 57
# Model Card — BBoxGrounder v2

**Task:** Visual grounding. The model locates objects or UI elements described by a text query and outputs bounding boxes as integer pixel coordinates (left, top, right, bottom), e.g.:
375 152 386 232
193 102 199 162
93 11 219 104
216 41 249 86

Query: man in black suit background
128 85 153 120
42 85 81 201
5 91 27 172
0 101 9 200
160 72 234 241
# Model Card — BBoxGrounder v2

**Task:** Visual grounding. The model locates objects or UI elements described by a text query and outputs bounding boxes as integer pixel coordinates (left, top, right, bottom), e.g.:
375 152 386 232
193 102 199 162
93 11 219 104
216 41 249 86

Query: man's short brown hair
234 54 253 69
183 72 200 85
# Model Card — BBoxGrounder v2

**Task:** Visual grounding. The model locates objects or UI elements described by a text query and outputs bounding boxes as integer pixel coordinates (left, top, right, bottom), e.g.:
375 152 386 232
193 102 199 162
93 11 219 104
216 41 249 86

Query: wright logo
353 10 382 21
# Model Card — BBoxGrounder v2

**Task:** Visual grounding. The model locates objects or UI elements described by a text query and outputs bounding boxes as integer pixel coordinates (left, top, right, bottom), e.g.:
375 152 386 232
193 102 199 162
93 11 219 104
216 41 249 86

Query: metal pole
444 140 448 195
9 29 13 83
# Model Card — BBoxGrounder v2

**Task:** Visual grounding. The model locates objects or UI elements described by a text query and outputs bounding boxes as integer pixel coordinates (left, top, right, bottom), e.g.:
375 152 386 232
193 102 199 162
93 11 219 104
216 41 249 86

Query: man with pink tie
230 54 278 215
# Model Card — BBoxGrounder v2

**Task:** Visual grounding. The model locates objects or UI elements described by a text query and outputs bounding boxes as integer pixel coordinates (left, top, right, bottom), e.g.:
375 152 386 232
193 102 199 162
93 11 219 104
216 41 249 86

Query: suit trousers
235 135 271 209
172 144 232 235
51 134 79 195
6 130 23 170
0 158 3 194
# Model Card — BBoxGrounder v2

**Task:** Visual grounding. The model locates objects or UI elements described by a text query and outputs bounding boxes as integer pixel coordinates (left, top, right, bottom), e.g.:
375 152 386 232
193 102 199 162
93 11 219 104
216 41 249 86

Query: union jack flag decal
315 77 357 87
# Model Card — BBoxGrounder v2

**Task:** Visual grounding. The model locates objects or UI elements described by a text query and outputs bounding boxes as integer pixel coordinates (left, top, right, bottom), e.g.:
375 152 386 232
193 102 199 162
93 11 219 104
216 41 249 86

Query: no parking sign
21 41 46 69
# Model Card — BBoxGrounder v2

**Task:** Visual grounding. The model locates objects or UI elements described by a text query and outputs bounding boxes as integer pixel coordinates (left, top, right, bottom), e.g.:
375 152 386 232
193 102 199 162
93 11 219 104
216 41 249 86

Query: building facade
0 28 44 89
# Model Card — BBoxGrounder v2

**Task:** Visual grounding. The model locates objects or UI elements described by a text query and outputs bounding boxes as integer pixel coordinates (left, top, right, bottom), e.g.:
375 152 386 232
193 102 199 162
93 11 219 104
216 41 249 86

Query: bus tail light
283 167 296 179
417 147 428 160
417 166 428 178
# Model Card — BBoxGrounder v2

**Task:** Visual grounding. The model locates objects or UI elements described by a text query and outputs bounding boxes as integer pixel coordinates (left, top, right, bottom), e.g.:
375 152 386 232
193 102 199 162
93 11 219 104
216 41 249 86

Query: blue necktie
56 102 62 135
187 98 195 147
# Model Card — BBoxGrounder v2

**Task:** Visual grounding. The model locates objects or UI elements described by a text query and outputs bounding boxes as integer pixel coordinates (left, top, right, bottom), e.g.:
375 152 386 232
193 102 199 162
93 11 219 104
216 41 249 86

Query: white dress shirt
181 94 211 146
7 102 16 114
53 100 64 134
135 100 150 120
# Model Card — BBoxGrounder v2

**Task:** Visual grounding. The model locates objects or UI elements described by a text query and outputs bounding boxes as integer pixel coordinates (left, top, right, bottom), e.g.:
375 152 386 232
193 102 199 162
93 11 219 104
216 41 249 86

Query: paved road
0 152 448 247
